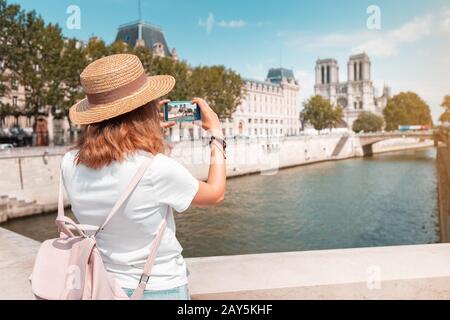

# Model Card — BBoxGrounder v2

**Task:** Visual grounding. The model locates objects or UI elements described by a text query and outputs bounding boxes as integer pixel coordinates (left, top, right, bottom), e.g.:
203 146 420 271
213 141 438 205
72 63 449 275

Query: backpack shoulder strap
130 206 170 300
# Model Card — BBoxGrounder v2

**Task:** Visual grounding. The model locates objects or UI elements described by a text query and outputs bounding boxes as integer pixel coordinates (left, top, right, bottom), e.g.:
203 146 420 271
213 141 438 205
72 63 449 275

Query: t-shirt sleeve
150 154 199 213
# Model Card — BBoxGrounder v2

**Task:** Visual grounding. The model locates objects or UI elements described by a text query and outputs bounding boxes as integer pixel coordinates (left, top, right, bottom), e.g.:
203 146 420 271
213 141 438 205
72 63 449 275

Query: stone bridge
357 131 436 156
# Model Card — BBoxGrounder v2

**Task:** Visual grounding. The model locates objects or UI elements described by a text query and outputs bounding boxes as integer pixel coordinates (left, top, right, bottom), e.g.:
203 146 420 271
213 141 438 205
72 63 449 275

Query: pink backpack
30 157 167 300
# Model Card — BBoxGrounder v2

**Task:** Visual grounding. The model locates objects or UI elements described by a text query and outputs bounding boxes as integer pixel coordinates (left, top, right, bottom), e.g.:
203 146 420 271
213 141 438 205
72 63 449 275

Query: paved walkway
3 226 450 300
0 228 39 299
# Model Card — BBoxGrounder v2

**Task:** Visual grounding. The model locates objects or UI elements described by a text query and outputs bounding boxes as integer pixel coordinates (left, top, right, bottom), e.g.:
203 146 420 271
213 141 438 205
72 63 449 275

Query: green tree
300 95 343 132
439 95 450 124
109 40 131 55
133 45 153 71
0 0 22 104
57 38 87 119
84 37 109 62
41 23 65 117
17 10 64 128
383 92 432 131
190 65 244 118
18 10 47 125
150 57 192 101
352 111 384 133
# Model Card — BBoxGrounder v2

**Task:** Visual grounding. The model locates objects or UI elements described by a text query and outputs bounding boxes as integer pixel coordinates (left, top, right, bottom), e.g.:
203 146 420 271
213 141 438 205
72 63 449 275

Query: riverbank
0 134 433 222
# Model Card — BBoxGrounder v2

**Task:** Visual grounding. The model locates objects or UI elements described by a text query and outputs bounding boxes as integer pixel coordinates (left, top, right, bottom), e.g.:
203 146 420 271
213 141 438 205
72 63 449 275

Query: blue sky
10 0 450 121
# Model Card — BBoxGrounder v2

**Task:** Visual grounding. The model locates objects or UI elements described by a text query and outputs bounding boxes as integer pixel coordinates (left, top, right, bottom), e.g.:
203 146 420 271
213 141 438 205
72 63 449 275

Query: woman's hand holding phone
158 99 176 130
191 97 223 138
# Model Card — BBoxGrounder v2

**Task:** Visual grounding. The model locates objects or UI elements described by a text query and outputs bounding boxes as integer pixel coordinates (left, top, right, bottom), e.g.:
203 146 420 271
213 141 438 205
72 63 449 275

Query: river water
2 148 439 258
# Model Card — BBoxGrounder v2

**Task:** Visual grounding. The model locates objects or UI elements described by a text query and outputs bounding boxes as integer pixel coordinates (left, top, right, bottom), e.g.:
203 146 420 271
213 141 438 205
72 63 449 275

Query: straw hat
69 54 175 125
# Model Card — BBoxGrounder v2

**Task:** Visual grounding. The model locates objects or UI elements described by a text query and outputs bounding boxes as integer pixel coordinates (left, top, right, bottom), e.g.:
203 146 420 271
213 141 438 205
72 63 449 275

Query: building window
321 66 325 84
326 65 330 84
359 101 363 109
248 119 252 123
11 77 18 90
354 102 357 110
13 96 18 107
354 62 357 81
359 62 363 81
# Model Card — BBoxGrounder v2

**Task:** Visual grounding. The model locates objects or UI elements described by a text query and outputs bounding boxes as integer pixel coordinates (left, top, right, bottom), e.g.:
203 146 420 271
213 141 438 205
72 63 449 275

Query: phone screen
164 101 201 122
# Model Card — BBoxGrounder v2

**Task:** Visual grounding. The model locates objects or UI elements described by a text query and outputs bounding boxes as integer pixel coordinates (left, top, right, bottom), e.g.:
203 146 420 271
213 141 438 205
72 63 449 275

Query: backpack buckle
139 274 150 284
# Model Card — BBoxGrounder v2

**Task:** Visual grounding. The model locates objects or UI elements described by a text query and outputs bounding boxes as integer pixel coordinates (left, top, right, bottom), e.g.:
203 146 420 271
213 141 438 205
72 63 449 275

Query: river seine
2 148 439 258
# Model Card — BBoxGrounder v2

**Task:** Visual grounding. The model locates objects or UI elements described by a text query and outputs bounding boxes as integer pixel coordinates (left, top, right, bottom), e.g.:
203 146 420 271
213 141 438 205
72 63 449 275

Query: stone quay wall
3 226 450 300
0 135 433 222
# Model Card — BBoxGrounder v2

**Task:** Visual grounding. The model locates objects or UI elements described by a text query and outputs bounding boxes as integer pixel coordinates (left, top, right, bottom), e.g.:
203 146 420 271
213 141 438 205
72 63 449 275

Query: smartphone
163 101 202 122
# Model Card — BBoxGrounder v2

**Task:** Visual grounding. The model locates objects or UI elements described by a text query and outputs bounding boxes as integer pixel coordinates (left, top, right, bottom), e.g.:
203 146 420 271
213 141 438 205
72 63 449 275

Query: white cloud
294 70 315 102
441 9 450 33
280 15 433 58
217 20 246 28
199 13 246 35
389 16 432 42
353 15 432 57
244 58 277 79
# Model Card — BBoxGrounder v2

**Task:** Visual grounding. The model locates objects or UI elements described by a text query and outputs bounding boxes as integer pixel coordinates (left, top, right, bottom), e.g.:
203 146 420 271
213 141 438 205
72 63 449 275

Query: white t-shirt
61 150 199 291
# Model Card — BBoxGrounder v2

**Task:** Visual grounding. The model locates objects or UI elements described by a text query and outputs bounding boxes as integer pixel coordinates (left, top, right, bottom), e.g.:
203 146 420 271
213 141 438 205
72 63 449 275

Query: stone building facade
231 68 300 137
165 68 301 142
314 53 390 128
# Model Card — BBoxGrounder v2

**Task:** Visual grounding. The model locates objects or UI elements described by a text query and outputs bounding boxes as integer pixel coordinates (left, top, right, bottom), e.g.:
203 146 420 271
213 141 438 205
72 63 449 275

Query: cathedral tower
347 53 371 82
315 58 339 85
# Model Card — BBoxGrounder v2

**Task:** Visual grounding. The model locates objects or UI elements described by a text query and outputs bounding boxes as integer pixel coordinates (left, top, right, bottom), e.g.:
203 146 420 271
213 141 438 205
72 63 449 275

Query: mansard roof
115 20 172 57
266 68 297 84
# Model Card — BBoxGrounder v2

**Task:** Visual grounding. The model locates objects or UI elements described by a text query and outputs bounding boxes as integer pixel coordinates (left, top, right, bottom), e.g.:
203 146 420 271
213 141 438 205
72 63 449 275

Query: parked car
0 143 14 150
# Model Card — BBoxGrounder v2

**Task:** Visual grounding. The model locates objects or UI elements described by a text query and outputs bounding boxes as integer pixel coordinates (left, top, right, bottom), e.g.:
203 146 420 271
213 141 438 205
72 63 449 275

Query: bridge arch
358 132 435 156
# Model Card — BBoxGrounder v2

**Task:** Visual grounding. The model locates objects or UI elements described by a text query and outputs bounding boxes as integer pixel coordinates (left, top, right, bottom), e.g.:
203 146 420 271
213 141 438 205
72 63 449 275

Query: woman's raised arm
191 98 226 206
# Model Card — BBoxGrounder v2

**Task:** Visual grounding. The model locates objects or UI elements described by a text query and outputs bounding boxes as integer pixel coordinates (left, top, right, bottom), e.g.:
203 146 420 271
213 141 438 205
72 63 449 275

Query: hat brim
69 75 175 125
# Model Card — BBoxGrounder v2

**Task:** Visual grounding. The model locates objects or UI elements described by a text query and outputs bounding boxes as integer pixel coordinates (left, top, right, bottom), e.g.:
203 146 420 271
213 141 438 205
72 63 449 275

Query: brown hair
74 100 166 169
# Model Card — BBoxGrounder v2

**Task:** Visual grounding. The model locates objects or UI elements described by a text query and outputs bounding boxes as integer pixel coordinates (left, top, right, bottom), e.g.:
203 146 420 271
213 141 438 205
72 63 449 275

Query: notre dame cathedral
314 53 390 129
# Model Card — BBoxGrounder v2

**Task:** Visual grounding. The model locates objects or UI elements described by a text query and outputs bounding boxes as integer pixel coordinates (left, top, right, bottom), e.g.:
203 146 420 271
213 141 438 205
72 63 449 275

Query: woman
62 54 226 300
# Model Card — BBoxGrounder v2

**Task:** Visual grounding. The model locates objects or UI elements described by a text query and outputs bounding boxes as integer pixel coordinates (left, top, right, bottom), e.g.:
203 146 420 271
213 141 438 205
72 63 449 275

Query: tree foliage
439 95 450 124
57 38 87 119
0 0 246 129
0 0 22 106
190 66 244 118
383 92 433 131
300 95 343 132
352 111 384 133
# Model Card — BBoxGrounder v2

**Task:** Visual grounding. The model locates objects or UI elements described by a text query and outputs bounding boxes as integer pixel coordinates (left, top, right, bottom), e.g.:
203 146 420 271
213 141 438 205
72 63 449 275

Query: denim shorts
122 284 190 300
